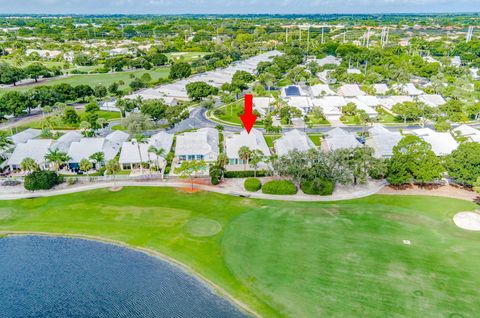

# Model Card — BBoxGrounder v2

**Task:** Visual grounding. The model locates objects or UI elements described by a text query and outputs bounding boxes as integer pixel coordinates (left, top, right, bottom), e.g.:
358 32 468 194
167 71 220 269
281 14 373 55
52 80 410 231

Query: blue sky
0 0 479 14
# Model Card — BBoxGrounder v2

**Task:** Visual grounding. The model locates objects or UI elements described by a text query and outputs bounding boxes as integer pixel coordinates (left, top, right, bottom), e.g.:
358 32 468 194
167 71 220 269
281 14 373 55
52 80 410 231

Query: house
373 84 389 95
67 131 129 170
253 97 275 116
51 131 83 152
412 128 458 156
365 125 403 158
418 94 446 108
281 85 308 98
9 128 41 145
310 84 335 97
312 55 342 67
312 98 343 121
175 128 219 162
345 98 378 118
286 96 313 115
379 96 414 110
393 83 424 96
357 96 381 108
323 128 361 151
6 139 53 171
451 56 462 68
337 84 366 97
119 132 173 171
347 68 362 75
25 49 62 59
274 130 315 157
225 129 270 166
452 125 480 142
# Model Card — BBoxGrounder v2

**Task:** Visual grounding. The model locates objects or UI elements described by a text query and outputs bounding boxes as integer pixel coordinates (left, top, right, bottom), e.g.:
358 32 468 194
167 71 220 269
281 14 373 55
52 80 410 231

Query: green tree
174 159 207 190
63 108 80 125
169 62 191 80
186 81 219 101
148 146 166 173
387 135 444 185
445 142 480 186
20 157 39 172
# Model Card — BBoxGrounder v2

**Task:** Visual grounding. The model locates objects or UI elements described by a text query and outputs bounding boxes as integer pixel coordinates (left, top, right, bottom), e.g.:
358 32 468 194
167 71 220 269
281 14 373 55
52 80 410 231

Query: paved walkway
0 178 387 202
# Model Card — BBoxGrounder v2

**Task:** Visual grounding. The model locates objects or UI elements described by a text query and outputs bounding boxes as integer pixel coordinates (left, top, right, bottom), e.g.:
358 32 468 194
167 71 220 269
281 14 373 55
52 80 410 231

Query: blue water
0 236 249 318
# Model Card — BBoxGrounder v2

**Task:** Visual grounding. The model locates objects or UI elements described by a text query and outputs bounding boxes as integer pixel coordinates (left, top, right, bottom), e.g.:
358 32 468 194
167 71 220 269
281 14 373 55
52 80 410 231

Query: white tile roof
310 84 335 97
327 127 349 137
313 55 342 66
67 138 106 163
357 96 381 107
453 124 480 137
337 84 366 97
418 94 446 107
7 139 53 166
225 128 271 159
422 132 458 156
393 83 424 96
324 135 361 151
274 130 315 157
51 131 83 152
345 98 378 116
175 128 219 161
365 131 403 158
373 84 389 95
9 128 41 145
119 132 172 165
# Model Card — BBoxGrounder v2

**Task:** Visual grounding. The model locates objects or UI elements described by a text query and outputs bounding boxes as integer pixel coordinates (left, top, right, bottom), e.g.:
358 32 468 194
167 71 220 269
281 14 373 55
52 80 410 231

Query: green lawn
165 52 210 63
0 188 479 318
213 100 264 127
264 134 281 148
307 134 323 146
0 68 169 95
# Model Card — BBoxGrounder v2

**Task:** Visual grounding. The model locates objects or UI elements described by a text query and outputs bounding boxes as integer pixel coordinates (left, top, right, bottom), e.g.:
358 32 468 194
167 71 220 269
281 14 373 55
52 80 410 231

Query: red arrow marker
240 94 257 134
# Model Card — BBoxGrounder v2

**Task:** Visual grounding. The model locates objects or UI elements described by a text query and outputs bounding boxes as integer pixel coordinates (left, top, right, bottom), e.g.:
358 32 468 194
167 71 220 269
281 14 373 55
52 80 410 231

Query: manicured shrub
301 178 335 196
244 178 262 192
262 180 297 195
224 170 267 178
24 170 63 191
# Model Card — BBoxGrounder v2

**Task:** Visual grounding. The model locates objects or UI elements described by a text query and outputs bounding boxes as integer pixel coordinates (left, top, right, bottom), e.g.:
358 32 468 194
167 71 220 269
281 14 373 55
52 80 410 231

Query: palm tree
44 149 71 171
0 131 12 150
79 158 93 176
249 150 265 177
105 159 121 189
238 146 252 171
216 153 229 169
148 146 166 173
135 134 149 174
89 152 105 170
20 157 39 173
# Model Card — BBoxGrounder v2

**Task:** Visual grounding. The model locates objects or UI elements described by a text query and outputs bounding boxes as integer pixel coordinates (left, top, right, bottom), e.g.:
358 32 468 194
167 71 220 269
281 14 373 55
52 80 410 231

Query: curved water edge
0 233 257 318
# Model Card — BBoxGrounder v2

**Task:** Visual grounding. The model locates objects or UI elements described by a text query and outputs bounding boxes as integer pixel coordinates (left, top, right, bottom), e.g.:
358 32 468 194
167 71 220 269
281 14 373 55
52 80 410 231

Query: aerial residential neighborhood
0 2 479 318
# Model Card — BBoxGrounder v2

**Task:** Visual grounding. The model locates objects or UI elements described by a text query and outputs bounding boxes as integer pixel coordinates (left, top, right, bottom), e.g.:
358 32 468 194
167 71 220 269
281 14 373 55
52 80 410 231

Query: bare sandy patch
453 212 480 231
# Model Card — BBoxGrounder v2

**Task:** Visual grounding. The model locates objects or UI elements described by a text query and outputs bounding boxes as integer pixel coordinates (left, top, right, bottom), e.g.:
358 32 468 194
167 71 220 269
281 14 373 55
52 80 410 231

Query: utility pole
307 25 310 53
466 26 474 43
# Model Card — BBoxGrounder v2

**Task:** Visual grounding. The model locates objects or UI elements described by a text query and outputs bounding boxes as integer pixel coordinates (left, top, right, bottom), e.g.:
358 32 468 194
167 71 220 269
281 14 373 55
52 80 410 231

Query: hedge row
224 170 268 178
300 178 335 196
24 170 63 191
262 180 297 195
244 178 262 192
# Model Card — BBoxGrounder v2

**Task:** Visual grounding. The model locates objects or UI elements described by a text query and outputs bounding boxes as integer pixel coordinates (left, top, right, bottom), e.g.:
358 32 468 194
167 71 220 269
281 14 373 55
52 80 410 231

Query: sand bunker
453 212 480 231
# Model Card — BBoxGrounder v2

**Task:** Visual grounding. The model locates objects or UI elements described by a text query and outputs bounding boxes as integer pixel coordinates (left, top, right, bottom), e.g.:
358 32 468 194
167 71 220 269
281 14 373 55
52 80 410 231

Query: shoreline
0 231 260 318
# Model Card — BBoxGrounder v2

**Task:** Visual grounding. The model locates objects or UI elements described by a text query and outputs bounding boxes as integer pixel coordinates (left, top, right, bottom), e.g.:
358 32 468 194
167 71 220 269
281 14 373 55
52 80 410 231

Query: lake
0 236 249 318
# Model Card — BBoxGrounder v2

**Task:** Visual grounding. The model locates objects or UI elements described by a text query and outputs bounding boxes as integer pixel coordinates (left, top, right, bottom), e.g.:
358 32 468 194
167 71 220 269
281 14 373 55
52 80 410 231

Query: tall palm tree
148 146 166 172
44 149 71 171
249 150 265 178
135 134 149 174
89 152 105 170
238 146 252 171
